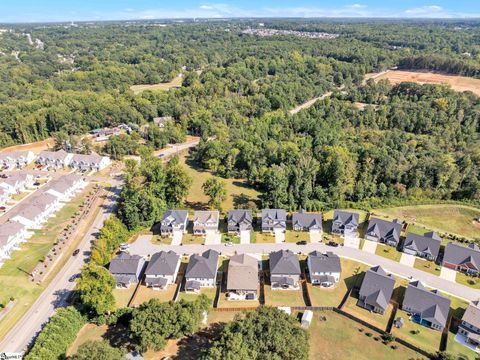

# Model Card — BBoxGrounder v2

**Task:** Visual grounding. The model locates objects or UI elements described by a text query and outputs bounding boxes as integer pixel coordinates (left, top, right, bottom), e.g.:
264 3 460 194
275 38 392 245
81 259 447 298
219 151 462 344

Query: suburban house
184 250 219 292
0 151 35 169
45 174 86 202
0 173 35 194
402 281 451 331
226 253 259 300
443 243 480 274
0 221 28 261
331 210 359 236
144 251 180 290
402 232 441 261
36 150 73 169
160 210 189 236
109 253 146 288
261 209 287 233
292 209 323 233
69 153 111 172
457 300 480 351
307 251 341 287
365 218 402 247
11 193 60 229
193 210 220 235
358 266 395 314
227 209 253 233
269 249 301 290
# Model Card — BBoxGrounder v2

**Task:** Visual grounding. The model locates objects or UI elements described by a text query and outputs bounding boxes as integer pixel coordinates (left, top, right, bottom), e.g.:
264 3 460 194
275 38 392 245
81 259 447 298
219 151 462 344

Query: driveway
440 266 458 282
309 230 322 243
239 230 250 244
171 230 183 246
136 235 153 247
362 240 378 254
344 234 360 249
205 230 221 245
274 229 285 243
400 253 416 267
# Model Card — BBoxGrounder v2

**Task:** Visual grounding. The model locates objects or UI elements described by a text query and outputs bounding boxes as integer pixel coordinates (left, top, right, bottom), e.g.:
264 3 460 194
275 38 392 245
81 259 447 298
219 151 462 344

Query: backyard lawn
112 286 136 308
309 311 425 360
414 258 441 276
456 272 480 290
375 244 402 262
373 204 480 240
130 284 178 306
177 287 217 307
67 324 108 356
391 310 442 354
343 295 393 331
263 285 306 307
446 331 479 360
308 259 367 307
216 291 260 308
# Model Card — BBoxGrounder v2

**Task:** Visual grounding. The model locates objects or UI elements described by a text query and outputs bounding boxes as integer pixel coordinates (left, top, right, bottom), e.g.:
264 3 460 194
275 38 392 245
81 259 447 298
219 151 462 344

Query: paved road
130 238 480 302
0 182 121 353
154 137 200 160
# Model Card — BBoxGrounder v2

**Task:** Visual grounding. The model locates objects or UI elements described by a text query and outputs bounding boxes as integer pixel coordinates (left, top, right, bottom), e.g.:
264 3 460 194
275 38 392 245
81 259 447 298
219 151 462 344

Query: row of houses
36 150 111 172
0 151 35 170
0 174 87 262
0 173 36 206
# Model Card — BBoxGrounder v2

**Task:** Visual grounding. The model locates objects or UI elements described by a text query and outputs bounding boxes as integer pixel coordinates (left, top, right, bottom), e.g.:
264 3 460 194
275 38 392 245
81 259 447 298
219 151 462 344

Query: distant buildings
242 28 339 39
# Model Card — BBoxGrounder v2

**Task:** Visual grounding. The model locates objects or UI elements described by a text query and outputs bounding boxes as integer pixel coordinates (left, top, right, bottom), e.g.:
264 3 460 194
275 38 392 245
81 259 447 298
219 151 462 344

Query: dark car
327 241 339 247
296 241 307 245
72 249 80 256
68 274 80 282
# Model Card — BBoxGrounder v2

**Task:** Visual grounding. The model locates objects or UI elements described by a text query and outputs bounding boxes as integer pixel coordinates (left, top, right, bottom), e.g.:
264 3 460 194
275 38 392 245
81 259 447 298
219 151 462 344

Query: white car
225 242 234 247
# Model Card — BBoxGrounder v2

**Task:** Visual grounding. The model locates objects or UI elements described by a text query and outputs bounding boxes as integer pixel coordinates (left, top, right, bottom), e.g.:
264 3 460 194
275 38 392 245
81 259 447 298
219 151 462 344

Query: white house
69 153 111 172
36 150 73 169
307 251 342 287
0 222 28 261
0 173 34 195
0 151 35 169
144 251 181 290
11 193 60 229
45 174 86 201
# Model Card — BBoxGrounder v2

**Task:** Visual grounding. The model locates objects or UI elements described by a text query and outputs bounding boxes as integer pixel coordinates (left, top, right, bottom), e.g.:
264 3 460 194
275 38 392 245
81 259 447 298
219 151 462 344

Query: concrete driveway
240 230 250 244
171 230 183 245
344 234 360 249
309 230 322 243
362 240 378 254
274 229 285 243
205 230 221 245
440 267 458 282
400 253 416 267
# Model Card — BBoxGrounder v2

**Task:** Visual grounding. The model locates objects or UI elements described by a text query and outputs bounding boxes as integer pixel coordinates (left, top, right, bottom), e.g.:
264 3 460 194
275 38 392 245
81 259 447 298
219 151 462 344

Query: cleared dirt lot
369 70 480 96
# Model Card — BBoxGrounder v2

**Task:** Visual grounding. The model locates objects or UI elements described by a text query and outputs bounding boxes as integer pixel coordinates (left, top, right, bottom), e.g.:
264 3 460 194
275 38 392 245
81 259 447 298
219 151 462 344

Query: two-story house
0 221 28 261
292 209 323 234
37 150 73 169
261 209 287 233
160 210 189 237
109 253 146 288
227 209 253 233
193 210 219 235
70 153 111 172
331 210 359 237
184 250 219 292
144 251 180 290
358 266 395 314
307 251 341 287
402 232 441 261
269 249 301 290
365 218 402 247
226 254 259 300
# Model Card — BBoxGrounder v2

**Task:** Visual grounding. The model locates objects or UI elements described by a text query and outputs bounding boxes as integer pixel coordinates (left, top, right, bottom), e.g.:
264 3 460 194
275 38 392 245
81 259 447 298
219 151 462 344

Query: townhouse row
0 173 36 206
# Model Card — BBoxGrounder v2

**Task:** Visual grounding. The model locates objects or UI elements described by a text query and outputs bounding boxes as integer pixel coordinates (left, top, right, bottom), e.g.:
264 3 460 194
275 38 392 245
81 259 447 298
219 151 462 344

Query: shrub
365 332 373 337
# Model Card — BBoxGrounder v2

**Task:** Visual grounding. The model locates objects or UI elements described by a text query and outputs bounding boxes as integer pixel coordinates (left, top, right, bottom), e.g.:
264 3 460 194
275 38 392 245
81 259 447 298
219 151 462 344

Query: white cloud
404 5 444 15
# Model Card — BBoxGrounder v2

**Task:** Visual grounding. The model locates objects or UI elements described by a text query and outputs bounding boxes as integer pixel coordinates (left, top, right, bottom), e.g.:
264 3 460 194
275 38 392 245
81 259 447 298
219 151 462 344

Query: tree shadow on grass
176 323 225 359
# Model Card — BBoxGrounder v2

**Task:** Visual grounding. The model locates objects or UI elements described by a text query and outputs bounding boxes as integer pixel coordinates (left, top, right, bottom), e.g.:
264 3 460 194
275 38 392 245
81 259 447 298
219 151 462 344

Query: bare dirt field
130 74 183 94
368 70 480 96
0 138 54 154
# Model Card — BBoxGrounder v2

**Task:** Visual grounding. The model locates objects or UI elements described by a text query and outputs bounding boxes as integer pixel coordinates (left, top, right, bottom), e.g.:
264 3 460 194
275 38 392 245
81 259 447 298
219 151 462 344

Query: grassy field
456 272 480 290
343 295 393 332
251 231 276 244
309 311 425 360
177 287 217 307
112 286 136 308
0 185 94 340
373 204 480 240
263 285 306 307
130 74 183 94
67 323 108 356
375 244 402 262
446 331 479 360
180 155 260 214
130 284 178 306
285 230 310 243
391 310 442 354
308 259 367 307
414 258 441 276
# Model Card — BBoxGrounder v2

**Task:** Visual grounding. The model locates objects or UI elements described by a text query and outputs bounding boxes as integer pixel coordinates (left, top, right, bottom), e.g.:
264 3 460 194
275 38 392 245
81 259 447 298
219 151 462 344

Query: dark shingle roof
227 209 253 225
185 249 219 279
269 250 301 276
145 251 179 276
308 251 341 273
109 253 144 275
333 210 359 226
292 210 322 229
161 210 188 226
403 232 441 258
366 218 402 243
262 209 287 222
443 243 480 270
359 266 395 312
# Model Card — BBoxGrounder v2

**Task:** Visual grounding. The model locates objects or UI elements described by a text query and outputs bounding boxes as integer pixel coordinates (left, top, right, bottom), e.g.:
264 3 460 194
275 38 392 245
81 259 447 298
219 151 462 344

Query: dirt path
289 85 345 115
0 138 54 154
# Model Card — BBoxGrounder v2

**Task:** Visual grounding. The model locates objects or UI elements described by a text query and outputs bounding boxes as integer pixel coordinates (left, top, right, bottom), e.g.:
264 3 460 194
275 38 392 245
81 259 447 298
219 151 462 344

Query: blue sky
0 1 479 23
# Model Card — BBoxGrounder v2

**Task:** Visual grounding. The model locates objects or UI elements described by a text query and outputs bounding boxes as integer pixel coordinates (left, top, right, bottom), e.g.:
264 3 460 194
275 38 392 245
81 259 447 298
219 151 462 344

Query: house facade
443 243 480 274
307 251 341 287
0 151 35 169
226 254 258 300
269 249 301 290
45 174 86 202
292 209 323 233
261 209 287 233
160 210 189 236
457 300 480 351
109 253 146 288
402 281 450 331
403 232 441 261
184 250 219 292
0 221 27 261
11 193 60 229
227 209 253 233
331 210 359 236
193 210 219 235
36 150 73 169
70 153 111 172
358 266 395 314
144 251 180 290
365 218 402 247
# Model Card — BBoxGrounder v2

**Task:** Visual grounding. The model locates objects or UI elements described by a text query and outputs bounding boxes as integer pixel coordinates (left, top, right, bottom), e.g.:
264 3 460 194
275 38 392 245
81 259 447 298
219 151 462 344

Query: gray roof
366 218 402 243
185 249 219 279
71 152 105 165
403 232 441 258
292 210 322 230
145 251 179 276
262 209 287 222
161 210 188 227
403 281 451 328
0 221 25 237
462 300 480 329
443 243 480 270
227 209 253 225
109 253 144 275
269 250 301 276
359 266 395 312
333 210 359 226
308 251 341 273
38 149 70 161
227 254 258 291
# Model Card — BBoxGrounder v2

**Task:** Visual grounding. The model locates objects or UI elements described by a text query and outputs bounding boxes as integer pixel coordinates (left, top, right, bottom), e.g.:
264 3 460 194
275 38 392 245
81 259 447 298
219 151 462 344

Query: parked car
33 181 41 186
327 241 339 247
68 274 80 282
72 249 80 256
0 206 6 212
296 241 307 245
225 242 234 247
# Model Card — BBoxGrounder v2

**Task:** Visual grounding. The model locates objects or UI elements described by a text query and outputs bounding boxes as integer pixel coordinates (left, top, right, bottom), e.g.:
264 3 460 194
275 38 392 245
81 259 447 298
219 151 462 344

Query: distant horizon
1 1 480 23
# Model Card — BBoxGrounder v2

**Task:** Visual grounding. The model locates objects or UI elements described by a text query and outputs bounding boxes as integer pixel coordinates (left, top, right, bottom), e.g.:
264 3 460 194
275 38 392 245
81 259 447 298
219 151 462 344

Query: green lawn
309 311 425 360
177 287 217 307
391 310 442 354
251 231 275 244
373 204 480 240
67 324 108 356
343 294 393 331
112 286 136 308
414 258 441 276
446 331 479 360
263 285 306 307
130 285 178 306
375 244 402 262
308 259 367 308
456 272 480 290
0 185 93 340
284 230 310 243
130 74 183 94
